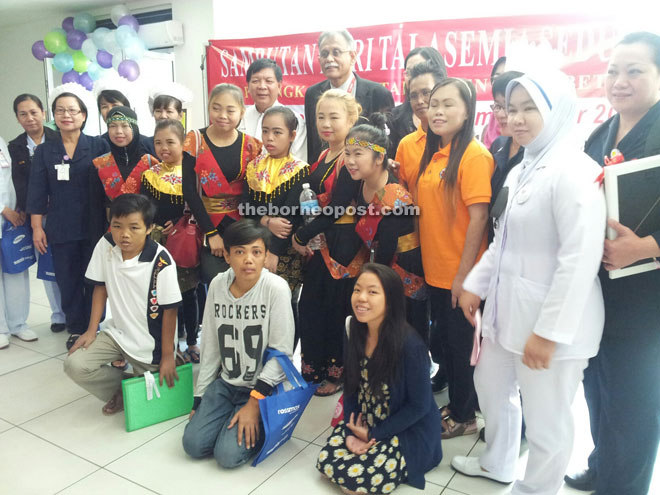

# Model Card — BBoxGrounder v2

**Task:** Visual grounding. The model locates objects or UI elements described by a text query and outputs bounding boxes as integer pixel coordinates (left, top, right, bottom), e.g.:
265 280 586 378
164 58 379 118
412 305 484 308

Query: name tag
0 152 10 169
55 163 70 181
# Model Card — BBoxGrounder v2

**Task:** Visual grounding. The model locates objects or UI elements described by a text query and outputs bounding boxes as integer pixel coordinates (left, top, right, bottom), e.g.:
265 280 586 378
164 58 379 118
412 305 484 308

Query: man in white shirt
240 58 307 161
64 194 182 415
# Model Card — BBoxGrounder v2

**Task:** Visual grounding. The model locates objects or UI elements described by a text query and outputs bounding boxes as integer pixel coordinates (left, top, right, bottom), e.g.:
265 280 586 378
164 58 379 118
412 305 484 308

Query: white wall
0 15 64 141
0 0 215 141
171 0 213 130
211 0 657 39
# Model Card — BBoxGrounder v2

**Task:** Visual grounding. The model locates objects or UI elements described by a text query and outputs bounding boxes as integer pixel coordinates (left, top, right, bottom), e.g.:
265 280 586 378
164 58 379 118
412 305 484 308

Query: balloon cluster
31 5 145 90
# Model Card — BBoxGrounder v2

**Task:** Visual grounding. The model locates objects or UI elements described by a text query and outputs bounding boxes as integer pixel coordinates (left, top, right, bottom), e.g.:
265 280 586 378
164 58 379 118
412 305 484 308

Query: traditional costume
355 175 428 342
293 149 367 385
243 150 309 291
182 129 261 282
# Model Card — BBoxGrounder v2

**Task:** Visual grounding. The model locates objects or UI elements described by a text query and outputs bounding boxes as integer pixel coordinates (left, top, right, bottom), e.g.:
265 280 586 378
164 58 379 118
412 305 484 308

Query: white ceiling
0 0 154 28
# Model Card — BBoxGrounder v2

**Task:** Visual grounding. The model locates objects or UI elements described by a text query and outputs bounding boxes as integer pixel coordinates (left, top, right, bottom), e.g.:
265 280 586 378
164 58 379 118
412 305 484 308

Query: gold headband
346 137 386 154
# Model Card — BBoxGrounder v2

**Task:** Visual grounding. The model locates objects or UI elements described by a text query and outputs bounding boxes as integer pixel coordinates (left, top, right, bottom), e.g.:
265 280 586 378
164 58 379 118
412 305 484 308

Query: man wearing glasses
304 29 394 161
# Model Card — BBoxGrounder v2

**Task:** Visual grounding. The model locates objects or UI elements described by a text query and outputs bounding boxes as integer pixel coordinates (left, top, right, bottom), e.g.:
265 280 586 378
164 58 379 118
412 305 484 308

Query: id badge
56 163 70 181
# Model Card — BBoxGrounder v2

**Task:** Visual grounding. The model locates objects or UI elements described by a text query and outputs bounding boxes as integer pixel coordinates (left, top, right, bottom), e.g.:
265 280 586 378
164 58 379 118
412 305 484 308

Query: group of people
0 25 658 495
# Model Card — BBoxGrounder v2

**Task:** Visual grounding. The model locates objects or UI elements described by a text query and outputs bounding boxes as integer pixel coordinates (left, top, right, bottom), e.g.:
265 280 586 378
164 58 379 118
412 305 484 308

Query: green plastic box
121 363 193 432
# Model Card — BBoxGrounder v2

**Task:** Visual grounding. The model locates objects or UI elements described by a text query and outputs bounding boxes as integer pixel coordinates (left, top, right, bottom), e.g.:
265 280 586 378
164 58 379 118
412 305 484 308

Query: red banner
206 14 622 106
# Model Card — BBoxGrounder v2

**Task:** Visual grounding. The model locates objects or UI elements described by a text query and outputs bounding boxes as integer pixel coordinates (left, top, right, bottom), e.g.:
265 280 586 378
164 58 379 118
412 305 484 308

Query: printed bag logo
277 405 300 415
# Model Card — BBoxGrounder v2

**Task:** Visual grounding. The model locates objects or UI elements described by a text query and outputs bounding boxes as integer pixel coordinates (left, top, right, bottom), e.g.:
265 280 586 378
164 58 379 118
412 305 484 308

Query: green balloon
72 50 90 73
44 30 67 54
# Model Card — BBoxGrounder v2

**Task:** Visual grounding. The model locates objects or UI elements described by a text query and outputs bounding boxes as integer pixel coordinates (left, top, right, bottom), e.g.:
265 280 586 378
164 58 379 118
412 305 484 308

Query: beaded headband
106 112 137 126
346 137 386 154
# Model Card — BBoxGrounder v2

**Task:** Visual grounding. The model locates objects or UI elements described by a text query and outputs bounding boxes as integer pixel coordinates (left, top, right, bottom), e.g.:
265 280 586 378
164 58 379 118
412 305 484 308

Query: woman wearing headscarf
91 106 158 240
564 32 660 495
451 70 606 495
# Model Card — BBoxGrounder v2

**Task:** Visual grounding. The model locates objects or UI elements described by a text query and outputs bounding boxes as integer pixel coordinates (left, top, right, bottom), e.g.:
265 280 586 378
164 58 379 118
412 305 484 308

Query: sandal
183 348 200 364
441 416 477 439
314 380 343 397
102 391 124 416
65 334 81 351
439 406 452 420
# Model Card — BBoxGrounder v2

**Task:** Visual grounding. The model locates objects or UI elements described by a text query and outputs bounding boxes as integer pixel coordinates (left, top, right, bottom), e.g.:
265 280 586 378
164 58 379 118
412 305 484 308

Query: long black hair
417 78 476 195
344 263 412 399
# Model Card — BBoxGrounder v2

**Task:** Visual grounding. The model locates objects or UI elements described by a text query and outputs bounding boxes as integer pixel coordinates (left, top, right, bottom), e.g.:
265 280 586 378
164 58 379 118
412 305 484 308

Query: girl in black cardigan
317 263 442 494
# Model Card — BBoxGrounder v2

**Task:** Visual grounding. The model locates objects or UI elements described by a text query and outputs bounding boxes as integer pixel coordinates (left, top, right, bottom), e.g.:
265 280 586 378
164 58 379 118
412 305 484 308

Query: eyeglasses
490 103 505 113
54 108 82 116
319 48 351 59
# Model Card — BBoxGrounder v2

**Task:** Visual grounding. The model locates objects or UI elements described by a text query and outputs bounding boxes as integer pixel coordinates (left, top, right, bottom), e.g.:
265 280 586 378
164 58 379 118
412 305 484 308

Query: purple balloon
66 29 87 50
118 59 140 81
118 14 139 33
96 50 113 68
62 16 74 32
79 72 94 90
62 70 80 84
31 40 54 61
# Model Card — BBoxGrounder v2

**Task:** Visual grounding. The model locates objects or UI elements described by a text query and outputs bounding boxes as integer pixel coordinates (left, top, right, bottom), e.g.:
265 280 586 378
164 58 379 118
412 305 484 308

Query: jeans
182 377 264 468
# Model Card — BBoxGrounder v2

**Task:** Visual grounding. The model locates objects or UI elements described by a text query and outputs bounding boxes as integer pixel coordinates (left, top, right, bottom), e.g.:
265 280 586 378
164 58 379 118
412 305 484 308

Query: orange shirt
417 138 494 289
395 126 426 199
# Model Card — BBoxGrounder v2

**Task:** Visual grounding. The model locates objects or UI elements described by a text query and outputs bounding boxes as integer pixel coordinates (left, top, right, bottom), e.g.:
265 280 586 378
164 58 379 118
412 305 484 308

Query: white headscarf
505 70 578 179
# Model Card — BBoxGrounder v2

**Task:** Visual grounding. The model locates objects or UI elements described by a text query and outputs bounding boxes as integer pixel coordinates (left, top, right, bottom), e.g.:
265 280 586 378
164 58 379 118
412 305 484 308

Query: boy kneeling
182 219 294 468
64 194 182 415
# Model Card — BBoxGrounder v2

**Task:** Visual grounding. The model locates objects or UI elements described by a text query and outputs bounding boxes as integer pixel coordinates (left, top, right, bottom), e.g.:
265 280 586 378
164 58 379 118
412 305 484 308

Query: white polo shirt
85 234 182 364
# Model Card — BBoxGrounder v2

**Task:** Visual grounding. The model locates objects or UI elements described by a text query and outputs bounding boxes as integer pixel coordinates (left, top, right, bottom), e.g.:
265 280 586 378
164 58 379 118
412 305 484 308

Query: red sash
185 130 261 225
93 153 153 200
314 149 345 208
355 183 427 298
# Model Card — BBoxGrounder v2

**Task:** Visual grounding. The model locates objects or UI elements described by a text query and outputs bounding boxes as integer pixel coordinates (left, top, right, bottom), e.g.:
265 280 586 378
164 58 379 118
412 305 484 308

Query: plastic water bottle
299 183 325 250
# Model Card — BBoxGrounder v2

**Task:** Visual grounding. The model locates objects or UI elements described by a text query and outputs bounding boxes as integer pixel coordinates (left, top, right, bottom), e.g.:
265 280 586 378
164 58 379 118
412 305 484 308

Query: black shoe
51 323 66 333
564 468 596 491
479 427 486 442
66 334 81 351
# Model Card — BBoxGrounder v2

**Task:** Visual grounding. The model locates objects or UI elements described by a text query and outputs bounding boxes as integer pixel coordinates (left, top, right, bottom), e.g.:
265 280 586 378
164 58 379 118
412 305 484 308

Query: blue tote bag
252 349 318 466
1 223 36 274
37 245 56 281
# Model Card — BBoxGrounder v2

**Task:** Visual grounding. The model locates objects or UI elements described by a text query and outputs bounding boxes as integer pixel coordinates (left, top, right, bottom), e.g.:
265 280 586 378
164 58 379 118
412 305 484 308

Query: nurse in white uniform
450 71 607 495
0 137 34 349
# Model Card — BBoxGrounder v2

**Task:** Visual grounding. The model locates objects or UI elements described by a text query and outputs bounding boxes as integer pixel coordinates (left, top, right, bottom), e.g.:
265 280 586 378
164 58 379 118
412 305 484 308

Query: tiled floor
1 269 658 494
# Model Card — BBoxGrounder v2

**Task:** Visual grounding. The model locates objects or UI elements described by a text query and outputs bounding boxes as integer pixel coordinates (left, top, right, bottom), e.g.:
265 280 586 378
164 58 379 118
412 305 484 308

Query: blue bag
1 223 36 274
252 349 318 466
37 245 56 281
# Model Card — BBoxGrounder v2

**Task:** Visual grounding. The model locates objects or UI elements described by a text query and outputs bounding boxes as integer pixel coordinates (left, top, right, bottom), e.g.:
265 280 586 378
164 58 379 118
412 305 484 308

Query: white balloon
104 30 121 55
112 53 123 71
92 27 110 48
123 37 146 60
110 5 130 27
81 38 98 60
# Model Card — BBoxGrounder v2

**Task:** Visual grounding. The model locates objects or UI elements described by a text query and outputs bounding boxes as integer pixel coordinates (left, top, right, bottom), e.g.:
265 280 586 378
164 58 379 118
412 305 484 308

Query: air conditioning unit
138 20 184 49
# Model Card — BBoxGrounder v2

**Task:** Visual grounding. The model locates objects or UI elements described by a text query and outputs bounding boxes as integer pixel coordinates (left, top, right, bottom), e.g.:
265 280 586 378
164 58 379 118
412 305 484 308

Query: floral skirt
316 423 407 494
276 245 304 292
